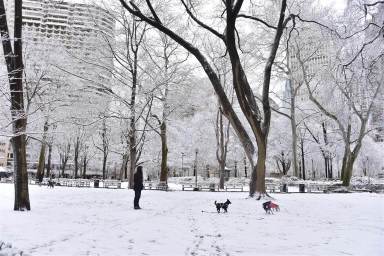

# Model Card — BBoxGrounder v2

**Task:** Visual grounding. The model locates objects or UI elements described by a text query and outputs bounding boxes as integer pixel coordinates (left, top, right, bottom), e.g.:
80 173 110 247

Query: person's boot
134 206 141 209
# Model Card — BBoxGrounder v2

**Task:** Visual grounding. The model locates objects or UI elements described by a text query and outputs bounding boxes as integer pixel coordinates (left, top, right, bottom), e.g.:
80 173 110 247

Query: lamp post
181 152 185 176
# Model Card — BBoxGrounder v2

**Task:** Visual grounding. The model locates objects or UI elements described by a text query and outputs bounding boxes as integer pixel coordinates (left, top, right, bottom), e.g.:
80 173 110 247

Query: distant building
2 0 115 172
6 0 114 49
0 140 9 167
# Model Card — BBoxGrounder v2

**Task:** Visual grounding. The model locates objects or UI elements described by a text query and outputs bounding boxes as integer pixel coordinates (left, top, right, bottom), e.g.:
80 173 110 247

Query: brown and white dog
262 201 280 214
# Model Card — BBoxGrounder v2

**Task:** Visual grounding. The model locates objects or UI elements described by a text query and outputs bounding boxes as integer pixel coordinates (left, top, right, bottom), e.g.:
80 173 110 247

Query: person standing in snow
133 166 144 209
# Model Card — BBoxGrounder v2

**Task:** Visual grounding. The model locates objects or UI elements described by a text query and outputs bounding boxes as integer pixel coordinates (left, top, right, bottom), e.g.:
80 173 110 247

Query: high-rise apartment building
6 0 114 50
2 0 115 170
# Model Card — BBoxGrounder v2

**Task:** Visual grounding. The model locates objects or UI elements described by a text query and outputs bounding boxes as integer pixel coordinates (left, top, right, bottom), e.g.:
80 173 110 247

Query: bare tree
118 0 294 197
59 142 71 177
36 118 49 182
0 0 30 210
95 119 110 180
215 106 230 188
298 44 383 186
274 151 291 176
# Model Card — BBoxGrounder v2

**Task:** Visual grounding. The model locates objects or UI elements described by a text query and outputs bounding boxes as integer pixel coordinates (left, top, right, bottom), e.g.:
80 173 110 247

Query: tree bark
128 136 137 188
128 76 137 188
36 120 48 182
74 136 80 178
46 144 52 178
120 153 129 180
60 143 70 178
216 108 229 189
300 137 306 180
102 153 107 179
290 82 299 177
82 155 87 179
36 143 46 182
250 141 267 198
159 122 168 182
0 0 30 210
159 52 170 183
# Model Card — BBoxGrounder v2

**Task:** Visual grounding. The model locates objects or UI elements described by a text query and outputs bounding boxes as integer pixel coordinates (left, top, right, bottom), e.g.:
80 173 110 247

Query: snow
0 183 383 256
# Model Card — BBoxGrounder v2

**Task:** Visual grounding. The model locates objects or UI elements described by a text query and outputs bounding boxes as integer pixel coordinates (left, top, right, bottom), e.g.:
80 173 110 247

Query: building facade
6 0 114 49
2 0 115 172
0 140 9 167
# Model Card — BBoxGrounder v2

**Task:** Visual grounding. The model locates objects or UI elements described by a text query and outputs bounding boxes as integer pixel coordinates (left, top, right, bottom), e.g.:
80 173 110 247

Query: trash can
299 184 305 193
209 183 216 192
94 179 99 188
280 184 288 193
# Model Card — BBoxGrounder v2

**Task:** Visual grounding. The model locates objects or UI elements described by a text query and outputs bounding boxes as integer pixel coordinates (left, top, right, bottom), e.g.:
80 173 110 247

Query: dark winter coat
133 168 143 191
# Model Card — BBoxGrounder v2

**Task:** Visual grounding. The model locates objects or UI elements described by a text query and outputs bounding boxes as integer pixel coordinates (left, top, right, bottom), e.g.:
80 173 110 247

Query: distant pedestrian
133 166 144 209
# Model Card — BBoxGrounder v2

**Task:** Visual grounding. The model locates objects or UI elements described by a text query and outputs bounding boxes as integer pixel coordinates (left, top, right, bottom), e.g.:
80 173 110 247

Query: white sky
318 0 348 12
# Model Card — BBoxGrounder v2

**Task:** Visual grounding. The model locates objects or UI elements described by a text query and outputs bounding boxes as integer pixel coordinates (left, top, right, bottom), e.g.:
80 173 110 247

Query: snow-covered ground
0 183 383 256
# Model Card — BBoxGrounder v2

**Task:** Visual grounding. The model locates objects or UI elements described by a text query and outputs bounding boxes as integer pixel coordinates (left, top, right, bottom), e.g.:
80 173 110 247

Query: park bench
156 181 168 191
76 179 91 187
224 185 244 192
181 184 194 191
266 184 280 193
199 184 217 191
307 184 329 193
144 183 154 190
103 180 121 189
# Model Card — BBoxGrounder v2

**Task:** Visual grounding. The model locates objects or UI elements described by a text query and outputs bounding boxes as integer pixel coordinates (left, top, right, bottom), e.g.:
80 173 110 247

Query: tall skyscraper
2 0 116 169
6 0 114 49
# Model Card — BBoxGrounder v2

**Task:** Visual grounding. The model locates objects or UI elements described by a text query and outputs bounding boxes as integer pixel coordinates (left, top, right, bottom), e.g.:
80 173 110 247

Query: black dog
47 180 55 188
263 201 272 214
214 199 231 213
262 201 279 214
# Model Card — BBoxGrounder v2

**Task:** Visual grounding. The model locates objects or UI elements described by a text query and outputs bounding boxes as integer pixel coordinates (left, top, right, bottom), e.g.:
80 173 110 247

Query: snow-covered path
0 183 383 256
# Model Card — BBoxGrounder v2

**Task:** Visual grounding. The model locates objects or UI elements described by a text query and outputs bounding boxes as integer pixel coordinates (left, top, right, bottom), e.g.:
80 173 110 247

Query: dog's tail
214 200 217 206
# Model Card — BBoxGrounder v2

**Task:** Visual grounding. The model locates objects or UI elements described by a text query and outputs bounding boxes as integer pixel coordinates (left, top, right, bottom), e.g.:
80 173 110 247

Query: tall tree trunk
61 155 68 178
102 153 107 179
219 160 225 189
12 134 30 210
0 0 30 210
250 141 267 198
46 144 52 178
244 157 247 178
127 48 138 189
128 135 136 188
289 81 299 177
36 144 46 182
216 107 229 189
340 142 361 187
329 158 333 179
342 161 354 186
74 139 79 179
341 151 356 186
159 122 168 182
301 137 306 180
36 120 48 182
120 153 128 180
83 155 87 179
60 143 70 178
